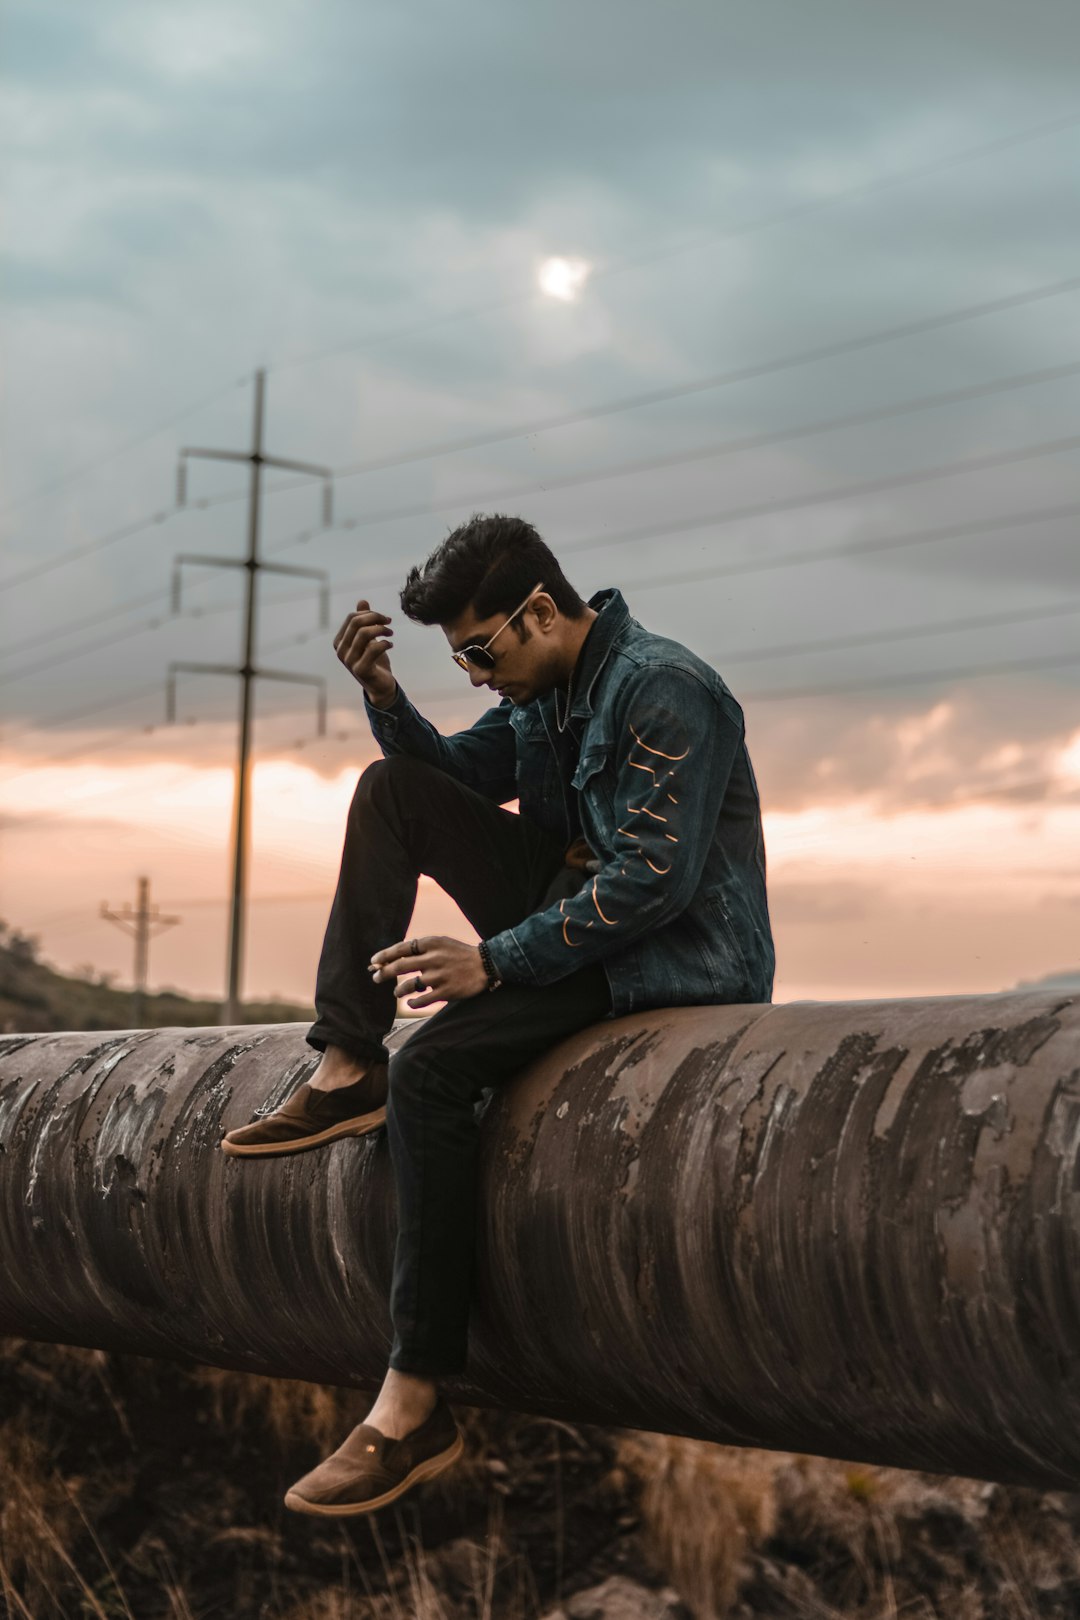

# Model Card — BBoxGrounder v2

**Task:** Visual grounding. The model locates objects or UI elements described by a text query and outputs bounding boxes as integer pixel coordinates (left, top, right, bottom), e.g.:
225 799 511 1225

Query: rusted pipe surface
1 993 1078 1489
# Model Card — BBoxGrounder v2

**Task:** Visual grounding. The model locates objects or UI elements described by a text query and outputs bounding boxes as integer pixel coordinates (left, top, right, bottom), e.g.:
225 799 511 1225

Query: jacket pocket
571 744 615 844
571 743 610 792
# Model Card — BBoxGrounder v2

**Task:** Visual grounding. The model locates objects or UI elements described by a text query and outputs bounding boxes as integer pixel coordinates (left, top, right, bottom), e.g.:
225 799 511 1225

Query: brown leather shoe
284 1399 463 1516
220 1065 388 1158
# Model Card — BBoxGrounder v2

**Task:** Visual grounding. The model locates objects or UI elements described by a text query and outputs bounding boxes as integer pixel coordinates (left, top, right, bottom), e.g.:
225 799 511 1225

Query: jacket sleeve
364 684 519 804
483 664 743 985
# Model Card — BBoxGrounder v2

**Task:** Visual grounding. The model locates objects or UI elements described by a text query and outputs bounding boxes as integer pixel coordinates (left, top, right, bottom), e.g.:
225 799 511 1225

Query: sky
2 0 1079 1008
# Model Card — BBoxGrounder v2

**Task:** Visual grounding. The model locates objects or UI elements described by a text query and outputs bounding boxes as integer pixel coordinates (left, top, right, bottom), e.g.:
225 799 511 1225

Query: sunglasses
450 582 546 672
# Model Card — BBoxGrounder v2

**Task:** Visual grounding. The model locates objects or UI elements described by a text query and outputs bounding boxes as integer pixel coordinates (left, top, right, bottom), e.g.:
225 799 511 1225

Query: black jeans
307 755 612 1375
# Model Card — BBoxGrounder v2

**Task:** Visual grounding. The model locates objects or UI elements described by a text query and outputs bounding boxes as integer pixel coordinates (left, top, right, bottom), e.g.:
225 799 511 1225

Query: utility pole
168 368 332 1024
101 877 181 1028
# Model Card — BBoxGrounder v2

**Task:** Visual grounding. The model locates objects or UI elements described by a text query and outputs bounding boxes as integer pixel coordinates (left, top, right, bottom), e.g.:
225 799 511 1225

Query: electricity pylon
101 877 180 1028
168 368 332 1024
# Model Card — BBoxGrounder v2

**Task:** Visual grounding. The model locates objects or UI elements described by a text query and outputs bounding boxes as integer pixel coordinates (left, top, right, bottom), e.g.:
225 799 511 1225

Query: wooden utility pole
169 369 332 1024
101 876 180 1027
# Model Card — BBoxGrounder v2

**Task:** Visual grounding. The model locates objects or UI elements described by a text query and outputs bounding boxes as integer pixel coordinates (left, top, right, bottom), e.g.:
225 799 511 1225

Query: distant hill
1013 968 1080 992
0 920 312 1034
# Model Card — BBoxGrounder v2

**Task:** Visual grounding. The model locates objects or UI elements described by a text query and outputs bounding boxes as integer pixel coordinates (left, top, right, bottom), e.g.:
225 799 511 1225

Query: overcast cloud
2 0 1079 995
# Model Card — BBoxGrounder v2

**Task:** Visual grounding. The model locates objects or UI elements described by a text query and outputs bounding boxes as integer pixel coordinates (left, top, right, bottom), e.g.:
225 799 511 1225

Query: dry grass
612 1432 778 1619
191 1363 373 1456
614 1433 1080 1620
273 1499 531 1620
0 1345 562 1620
0 1416 102 1617
6 1341 1080 1620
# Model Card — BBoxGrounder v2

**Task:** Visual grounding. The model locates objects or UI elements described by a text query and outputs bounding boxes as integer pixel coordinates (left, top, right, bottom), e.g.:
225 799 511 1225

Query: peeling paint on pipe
1 993 1079 1489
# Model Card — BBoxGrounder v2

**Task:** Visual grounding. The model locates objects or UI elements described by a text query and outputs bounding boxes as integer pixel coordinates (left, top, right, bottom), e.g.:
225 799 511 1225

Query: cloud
3 0 1080 1021
747 685 1080 812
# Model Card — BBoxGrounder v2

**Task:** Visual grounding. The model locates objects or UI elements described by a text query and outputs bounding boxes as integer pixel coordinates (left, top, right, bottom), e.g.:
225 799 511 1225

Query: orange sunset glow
4 681 1079 1006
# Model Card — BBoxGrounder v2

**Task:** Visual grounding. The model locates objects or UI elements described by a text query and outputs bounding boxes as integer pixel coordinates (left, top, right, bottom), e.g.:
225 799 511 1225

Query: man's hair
399 513 588 628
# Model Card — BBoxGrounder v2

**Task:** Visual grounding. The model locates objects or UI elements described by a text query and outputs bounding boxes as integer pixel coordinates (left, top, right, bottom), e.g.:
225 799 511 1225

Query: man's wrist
364 680 399 711
477 940 503 992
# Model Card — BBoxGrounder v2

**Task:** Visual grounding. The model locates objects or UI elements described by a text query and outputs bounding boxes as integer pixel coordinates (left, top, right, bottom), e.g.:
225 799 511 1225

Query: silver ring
410 937 421 957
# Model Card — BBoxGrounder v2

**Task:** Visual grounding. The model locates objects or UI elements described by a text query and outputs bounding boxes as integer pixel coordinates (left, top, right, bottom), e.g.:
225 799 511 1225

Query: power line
0 683 359 794
4 604 185 688
8 448 1078 726
576 110 1080 285
7 348 1080 751
0 463 317 596
9 504 1077 782
113 270 1080 542
215 270 1080 521
254 495 1080 664
17 685 160 734
393 627 1080 714
0 507 178 593
742 650 1080 703
156 890 332 908
0 540 323 669
263 355 1080 553
0 376 247 522
7 107 1079 571
0 575 322 687
323 274 1080 485
267 438 1080 657
0 583 168 663
7 268 1080 598
717 598 1080 665
10 355 1080 689
631 498 1080 586
270 106 1080 376
6 630 1077 816
604 430 1080 588
312 595 1080 713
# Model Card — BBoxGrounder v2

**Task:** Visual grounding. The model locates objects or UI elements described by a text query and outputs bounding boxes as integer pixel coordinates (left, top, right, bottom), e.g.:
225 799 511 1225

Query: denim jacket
364 587 774 1016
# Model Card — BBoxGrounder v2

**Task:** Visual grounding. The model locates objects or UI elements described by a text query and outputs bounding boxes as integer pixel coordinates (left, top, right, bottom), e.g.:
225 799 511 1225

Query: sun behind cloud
537 256 592 301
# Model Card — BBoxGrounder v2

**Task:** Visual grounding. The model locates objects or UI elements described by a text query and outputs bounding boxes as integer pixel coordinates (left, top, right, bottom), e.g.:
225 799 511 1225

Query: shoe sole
220 1107 387 1158
282 1431 464 1517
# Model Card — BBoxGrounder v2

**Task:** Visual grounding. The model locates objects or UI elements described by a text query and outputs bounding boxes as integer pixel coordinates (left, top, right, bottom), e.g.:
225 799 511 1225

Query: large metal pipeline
1 993 1079 1490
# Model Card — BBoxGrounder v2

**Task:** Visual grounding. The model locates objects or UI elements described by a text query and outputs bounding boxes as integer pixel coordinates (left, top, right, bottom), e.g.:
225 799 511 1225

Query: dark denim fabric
365 587 774 1014
307 756 611 1373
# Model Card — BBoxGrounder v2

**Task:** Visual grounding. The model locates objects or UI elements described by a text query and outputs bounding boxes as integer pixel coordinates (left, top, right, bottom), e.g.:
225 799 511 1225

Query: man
221 511 774 1517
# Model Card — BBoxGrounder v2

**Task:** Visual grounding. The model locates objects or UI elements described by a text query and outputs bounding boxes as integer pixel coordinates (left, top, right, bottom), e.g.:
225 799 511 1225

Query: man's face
442 592 558 705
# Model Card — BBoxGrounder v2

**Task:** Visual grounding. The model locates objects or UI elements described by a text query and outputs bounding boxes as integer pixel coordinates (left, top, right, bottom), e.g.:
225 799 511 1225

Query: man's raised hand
334 598 398 707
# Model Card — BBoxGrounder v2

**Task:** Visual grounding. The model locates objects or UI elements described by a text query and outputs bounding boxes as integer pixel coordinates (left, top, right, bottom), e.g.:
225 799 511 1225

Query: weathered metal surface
1 993 1079 1489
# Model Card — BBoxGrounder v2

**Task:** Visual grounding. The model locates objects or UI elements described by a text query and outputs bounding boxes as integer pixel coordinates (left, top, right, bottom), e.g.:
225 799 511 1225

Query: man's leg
223 755 567 1154
383 964 611 1380
309 754 567 1057
283 961 611 1515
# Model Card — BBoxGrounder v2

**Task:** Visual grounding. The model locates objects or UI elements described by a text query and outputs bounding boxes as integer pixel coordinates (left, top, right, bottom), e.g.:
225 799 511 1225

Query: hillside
0 921 313 1034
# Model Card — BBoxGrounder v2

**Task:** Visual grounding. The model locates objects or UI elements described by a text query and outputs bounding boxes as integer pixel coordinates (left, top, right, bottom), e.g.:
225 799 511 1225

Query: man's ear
531 592 558 633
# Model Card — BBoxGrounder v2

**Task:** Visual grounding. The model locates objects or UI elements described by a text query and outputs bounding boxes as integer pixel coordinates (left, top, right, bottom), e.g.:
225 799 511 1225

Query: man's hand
334 598 397 708
369 936 489 1009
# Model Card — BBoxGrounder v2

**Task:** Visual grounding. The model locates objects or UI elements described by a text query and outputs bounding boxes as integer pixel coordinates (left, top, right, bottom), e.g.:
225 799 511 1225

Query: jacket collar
509 588 629 734
567 587 630 719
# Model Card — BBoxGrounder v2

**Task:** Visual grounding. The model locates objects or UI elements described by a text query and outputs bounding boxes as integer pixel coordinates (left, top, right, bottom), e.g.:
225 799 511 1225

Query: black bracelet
478 940 503 992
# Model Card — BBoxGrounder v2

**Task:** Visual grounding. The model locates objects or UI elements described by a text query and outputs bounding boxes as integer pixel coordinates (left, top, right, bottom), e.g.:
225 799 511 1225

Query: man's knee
387 1040 473 1117
352 755 439 816
385 1052 417 1127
